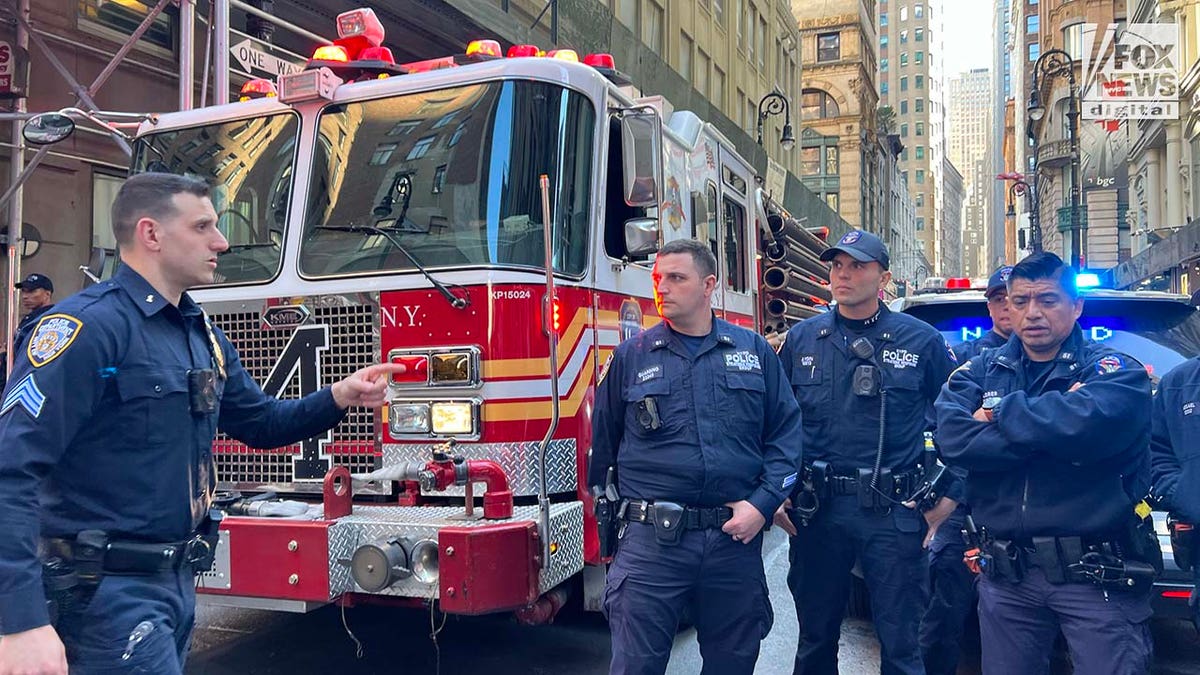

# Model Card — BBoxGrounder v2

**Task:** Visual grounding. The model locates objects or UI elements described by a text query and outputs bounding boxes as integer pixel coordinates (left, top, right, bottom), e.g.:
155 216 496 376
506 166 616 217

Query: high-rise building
948 68 993 277
877 0 949 273
992 0 1013 265
942 157 965 274
791 0 882 233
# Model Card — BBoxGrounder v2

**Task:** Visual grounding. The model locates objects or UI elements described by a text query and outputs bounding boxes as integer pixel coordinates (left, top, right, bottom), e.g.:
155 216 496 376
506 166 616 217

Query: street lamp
1028 47 1082 269
997 171 1040 253
757 89 796 151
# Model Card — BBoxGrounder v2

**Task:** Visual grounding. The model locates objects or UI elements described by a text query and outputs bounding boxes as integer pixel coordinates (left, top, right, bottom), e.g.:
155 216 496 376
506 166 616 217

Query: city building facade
876 0 949 273
948 68 994 277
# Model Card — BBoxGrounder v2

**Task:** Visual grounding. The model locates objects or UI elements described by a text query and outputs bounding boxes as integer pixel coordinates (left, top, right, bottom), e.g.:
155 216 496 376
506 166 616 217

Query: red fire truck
26 8 831 622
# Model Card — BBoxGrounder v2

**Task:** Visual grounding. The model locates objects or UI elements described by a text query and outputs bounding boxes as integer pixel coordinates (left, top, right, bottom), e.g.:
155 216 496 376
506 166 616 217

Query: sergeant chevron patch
1 373 46 418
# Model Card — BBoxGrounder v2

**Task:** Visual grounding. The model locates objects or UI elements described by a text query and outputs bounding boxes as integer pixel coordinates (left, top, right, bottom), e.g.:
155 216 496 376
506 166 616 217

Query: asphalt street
186 528 1200 675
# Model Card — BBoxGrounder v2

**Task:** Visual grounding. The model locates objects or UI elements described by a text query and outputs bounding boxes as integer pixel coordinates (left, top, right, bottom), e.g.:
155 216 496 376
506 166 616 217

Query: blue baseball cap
819 230 890 270
15 273 52 293
986 265 1013 297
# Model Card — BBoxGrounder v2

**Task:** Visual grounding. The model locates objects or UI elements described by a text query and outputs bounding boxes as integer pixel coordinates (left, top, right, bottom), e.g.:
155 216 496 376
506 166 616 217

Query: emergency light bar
1076 273 1102 289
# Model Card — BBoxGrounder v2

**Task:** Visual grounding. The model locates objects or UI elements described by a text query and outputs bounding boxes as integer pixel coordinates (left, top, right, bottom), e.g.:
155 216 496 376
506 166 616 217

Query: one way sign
231 38 305 78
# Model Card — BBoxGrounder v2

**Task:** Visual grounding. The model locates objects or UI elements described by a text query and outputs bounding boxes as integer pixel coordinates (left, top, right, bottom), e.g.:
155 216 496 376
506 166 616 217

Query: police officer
1149 353 1200 627
0 273 56 391
952 265 1013 362
0 173 403 675
777 229 960 675
589 238 802 675
936 252 1156 675
919 264 1012 675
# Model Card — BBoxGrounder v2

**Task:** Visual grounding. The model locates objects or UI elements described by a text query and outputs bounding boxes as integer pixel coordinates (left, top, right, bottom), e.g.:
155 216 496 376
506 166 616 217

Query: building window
817 32 840 62
900 30 908 44
916 122 924 136
881 82 889 94
1027 15 1039 34
800 147 821 175
406 136 435 160
736 0 745 51
916 217 925 230
680 31 694 82
78 0 174 52
449 121 469 147
801 88 840 119
881 13 888 26
900 6 908 21
915 98 924 112
914 4 923 18
915 146 924 159
900 77 908 91
903 170 909 184
916 193 924 207
758 17 768 68
388 120 420 136
900 100 908 114
644 0 665 51
697 50 712 97
900 52 909 67
714 0 724 25
370 142 398 165
826 146 839 174
901 149 909 160
714 66 727 108
432 165 447 194
1028 42 1040 62
916 75 924 89
881 57 889 71
882 35 889 47
916 169 925 183
616 0 637 30
915 27 924 41
1063 23 1083 59
901 123 909 136
825 192 840 212
915 51 923 64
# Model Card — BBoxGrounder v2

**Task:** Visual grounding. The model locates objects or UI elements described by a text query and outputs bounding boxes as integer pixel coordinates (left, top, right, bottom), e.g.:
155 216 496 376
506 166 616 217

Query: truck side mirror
620 110 663 208
623 217 659 259
23 113 76 146
80 247 109 285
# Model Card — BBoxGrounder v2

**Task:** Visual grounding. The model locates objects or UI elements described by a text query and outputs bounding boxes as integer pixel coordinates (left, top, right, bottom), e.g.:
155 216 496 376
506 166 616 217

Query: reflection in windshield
299 81 594 278
133 114 299 285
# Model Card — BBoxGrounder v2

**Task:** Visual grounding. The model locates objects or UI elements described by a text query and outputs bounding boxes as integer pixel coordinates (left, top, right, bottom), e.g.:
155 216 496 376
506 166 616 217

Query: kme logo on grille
261 304 311 331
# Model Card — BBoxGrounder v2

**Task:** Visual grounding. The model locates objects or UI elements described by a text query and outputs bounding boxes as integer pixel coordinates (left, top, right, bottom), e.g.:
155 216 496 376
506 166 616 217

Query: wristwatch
981 395 1002 422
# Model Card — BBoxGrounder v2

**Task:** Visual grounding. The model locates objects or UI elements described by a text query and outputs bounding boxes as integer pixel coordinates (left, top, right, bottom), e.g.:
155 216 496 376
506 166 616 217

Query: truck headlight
430 351 475 385
431 401 474 435
391 403 431 434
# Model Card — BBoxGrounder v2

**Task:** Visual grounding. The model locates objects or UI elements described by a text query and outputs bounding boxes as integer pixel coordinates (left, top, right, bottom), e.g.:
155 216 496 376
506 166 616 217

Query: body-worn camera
189 369 218 415
852 365 880 397
636 397 661 431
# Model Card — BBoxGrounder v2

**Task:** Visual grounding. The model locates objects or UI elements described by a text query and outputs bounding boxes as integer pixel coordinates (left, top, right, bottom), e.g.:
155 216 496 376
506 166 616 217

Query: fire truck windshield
132 113 300 286
298 80 594 278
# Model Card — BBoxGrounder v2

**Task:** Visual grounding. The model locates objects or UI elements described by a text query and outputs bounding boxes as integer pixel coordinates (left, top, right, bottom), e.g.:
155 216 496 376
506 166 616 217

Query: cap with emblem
985 266 1014 298
819 230 890 270
15 273 53 293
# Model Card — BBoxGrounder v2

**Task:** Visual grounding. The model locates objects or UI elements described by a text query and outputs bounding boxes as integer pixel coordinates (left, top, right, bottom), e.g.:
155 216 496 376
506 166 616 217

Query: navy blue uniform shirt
0 266 347 634
936 326 1151 540
778 303 960 494
588 318 803 522
1150 357 1200 522
952 329 1008 364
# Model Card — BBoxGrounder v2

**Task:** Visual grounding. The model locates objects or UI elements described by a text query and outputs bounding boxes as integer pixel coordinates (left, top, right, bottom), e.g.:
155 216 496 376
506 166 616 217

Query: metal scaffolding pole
180 0 196 110
6 0 30 375
214 0 230 104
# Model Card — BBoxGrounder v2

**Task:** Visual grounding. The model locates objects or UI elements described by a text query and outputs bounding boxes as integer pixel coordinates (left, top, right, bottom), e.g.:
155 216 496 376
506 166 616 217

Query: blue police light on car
1076 272 1103 289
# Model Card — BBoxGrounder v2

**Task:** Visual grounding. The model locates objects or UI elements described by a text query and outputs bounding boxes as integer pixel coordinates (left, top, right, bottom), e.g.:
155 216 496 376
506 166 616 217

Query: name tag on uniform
724 351 762 373
636 365 663 383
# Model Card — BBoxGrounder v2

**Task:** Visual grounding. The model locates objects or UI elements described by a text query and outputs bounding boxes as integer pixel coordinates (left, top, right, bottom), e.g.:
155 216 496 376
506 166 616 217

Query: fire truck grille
210 302 380 492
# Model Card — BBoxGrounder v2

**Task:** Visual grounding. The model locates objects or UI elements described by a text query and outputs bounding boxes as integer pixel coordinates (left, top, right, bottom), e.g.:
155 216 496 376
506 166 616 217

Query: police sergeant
936 252 1157 674
589 238 802 675
1149 339 1200 627
777 229 960 675
0 174 403 674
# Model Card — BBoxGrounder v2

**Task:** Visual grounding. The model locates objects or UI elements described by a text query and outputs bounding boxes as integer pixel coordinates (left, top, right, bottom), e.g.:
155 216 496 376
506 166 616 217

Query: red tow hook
421 450 513 520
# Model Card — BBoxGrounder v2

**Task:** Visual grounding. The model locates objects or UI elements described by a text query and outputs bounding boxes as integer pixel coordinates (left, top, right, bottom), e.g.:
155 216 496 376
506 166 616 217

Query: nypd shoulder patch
27 314 83 367
1096 355 1124 374
598 352 614 386
1 373 46 418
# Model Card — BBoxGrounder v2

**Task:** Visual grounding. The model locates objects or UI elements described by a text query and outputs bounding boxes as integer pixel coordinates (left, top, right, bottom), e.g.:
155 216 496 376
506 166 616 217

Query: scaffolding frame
2 0 316 371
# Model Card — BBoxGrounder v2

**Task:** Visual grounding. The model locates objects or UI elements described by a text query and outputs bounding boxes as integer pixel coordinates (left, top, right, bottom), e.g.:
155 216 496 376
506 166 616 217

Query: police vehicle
892 275 1200 621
